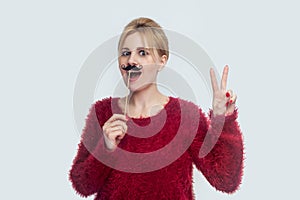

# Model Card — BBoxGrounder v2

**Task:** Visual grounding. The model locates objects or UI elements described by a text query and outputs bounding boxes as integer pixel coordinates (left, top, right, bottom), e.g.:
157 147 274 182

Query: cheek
143 64 159 73
142 67 158 79
118 57 128 65
118 59 126 74
119 68 126 77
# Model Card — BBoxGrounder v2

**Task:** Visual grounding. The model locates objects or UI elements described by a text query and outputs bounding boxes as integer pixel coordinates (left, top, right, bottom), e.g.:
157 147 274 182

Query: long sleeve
69 102 112 197
188 107 244 193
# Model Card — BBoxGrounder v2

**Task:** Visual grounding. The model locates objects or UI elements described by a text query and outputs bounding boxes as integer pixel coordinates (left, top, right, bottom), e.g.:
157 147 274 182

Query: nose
128 51 138 66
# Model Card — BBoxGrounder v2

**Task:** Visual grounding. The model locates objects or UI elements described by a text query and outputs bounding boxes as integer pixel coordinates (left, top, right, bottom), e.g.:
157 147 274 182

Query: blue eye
121 51 131 56
139 50 148 56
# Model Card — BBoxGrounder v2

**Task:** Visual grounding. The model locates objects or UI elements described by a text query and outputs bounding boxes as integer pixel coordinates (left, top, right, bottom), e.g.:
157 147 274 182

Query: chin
128 82 153 93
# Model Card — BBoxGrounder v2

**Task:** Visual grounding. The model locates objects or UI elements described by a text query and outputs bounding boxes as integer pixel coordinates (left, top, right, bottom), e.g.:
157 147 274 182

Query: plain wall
1 0 299 199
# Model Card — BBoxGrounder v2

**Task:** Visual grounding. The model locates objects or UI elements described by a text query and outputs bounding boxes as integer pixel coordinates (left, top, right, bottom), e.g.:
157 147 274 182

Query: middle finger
221 65 229 90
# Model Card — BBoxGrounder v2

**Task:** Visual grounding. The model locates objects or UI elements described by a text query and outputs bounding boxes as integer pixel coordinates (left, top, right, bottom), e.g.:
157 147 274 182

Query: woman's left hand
210 65 237 116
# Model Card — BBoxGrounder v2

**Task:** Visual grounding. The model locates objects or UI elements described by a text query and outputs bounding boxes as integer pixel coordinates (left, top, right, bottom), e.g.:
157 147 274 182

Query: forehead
121 32 149 50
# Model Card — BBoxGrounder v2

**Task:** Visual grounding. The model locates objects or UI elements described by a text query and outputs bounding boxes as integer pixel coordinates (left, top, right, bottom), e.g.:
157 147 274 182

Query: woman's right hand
102 114 128 151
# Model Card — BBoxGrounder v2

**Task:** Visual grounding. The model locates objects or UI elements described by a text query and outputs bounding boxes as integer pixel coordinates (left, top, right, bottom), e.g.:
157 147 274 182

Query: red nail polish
226 102 229 107
226 92 230 98
229 100 233 104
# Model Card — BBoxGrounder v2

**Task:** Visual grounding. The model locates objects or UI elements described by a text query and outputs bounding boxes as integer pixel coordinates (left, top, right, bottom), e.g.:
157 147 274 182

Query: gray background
1 0 299 199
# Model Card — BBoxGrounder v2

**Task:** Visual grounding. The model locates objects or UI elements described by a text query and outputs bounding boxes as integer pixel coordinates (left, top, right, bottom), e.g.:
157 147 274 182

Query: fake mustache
121 64 143 71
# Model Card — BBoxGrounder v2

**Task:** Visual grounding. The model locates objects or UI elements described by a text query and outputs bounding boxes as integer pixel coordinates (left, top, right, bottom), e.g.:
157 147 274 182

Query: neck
128 83 165 109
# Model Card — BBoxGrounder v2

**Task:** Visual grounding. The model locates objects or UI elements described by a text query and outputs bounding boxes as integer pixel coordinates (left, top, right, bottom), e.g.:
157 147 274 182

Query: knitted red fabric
69 97 244 199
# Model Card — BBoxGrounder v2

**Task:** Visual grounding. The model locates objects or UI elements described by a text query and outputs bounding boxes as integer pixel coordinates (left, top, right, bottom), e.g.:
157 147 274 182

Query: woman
69 17 244 199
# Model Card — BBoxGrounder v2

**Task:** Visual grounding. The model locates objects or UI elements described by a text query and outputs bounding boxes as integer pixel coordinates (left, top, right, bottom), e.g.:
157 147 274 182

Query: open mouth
128 71 142 81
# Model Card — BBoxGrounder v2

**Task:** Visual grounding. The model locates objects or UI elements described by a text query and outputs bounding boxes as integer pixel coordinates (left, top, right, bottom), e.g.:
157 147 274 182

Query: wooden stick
124 71 131 117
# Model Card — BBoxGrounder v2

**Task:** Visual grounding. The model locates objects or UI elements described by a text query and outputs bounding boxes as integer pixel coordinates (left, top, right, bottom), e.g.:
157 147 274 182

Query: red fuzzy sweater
69 96 244 200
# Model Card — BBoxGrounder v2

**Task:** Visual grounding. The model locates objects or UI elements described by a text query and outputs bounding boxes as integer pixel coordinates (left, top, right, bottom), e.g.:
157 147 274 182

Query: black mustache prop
121 64 143 71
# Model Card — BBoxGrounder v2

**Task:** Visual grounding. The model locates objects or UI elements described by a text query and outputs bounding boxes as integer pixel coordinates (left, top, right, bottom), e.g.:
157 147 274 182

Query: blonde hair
118 17 169 60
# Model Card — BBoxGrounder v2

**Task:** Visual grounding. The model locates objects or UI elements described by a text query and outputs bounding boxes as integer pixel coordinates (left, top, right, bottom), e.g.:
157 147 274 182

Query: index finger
108 114 128 123
210 68 219 92
221 65 229 90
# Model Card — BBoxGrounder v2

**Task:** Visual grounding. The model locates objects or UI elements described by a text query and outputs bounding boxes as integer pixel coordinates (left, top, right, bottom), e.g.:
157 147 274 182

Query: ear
158 55 167 71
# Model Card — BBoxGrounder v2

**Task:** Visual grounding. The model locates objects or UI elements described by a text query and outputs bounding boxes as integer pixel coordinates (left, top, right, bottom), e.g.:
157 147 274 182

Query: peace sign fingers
210 65 229 93
209 65 237 116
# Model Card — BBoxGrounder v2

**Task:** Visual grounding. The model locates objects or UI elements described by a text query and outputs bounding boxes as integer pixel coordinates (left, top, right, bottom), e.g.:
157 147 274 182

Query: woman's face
118 32 166 92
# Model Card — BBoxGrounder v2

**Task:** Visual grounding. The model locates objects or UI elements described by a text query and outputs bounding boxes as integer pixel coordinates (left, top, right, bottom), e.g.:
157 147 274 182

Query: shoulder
167 97 207 134
94 96 113 110
166 97 205 121
169 97 201 112
90 97 120 124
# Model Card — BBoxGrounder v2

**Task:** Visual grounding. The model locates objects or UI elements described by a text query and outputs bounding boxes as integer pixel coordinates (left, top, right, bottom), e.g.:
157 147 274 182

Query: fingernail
226 102 229 107
229 100 233 104
226 92 230 98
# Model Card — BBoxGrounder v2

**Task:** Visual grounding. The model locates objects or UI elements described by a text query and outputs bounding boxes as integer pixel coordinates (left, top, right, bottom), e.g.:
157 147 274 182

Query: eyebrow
137 47 150 50
121 47 150 51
